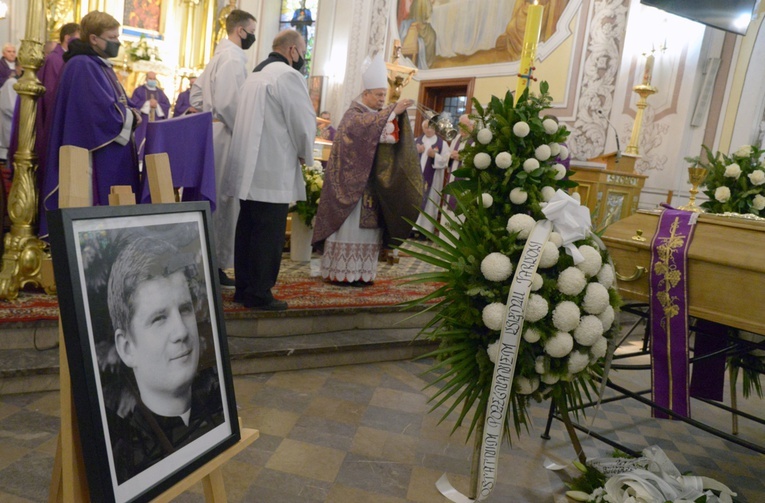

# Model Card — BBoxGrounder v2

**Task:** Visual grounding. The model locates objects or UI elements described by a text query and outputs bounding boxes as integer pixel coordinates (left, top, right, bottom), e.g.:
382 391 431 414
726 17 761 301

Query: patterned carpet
0 254 442 323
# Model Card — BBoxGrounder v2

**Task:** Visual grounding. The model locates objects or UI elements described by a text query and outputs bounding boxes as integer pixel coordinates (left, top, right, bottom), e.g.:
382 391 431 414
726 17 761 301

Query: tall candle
641 53 655 86
515 1 545 98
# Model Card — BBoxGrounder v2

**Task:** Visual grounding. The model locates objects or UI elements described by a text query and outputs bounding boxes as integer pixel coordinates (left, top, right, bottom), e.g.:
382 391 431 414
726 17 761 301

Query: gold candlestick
677 166 707 212
625 84 657 156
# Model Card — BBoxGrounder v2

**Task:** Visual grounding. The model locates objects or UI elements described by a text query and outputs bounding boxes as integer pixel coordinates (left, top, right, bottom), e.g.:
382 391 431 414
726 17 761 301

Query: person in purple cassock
40 11 141 239
129 70 171 155
172 76 197 116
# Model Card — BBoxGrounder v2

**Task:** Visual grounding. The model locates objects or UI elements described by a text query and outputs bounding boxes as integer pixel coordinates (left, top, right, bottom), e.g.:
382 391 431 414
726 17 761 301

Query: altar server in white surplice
415 119 451 235
190 9 257 288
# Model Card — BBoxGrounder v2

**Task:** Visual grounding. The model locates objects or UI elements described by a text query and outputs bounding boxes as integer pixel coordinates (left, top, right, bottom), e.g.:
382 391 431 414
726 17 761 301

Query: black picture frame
48 202 240 503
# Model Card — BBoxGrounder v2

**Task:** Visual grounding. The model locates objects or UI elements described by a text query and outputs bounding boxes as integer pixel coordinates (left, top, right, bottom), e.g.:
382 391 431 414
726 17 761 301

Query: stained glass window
279 0 319 76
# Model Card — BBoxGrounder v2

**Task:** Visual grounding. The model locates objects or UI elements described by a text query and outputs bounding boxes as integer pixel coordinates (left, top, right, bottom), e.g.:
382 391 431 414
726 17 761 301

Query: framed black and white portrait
48 202 239 503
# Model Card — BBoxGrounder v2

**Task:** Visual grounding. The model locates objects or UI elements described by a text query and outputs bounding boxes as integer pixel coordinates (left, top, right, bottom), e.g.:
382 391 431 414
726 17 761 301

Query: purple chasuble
0 59 15 89
40 52 139 239
129 85 171 156
173 89 192 116
416 134 443 208
649 208 698 419
34 45 65 193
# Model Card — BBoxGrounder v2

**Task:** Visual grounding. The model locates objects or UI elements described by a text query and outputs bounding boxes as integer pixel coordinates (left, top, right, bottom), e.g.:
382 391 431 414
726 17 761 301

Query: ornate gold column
0 0 48 300
46 0 76 41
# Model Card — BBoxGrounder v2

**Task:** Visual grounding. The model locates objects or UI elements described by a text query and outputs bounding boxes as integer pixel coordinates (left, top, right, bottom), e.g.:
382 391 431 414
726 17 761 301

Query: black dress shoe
248 299 288 311
218 269 235 289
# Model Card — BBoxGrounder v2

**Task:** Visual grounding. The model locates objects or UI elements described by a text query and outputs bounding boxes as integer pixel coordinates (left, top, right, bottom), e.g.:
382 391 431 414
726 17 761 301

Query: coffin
601 210 765 335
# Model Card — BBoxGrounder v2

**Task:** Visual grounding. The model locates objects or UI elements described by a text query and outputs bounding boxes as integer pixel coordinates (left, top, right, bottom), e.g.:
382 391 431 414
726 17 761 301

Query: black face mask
292 52 304 72
241 31 256 50
98 37 121 58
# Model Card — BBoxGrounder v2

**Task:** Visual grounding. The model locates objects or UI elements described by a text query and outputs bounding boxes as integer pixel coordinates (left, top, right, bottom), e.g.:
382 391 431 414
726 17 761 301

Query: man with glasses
224 29 316 311
191 9 257 289
40 11 140 239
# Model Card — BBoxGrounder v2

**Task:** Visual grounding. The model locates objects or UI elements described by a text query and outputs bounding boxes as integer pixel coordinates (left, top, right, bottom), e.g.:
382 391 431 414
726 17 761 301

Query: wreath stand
47 147 259 502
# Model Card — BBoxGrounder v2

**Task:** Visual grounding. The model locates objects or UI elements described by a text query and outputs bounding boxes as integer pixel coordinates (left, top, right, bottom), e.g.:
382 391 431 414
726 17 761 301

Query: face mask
146 79 157 89
98 37 121 58
241 31 256 50
292 52 304 72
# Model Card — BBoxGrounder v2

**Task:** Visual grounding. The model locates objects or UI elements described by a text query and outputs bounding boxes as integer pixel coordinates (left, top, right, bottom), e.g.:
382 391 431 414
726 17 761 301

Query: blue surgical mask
146 79 157 89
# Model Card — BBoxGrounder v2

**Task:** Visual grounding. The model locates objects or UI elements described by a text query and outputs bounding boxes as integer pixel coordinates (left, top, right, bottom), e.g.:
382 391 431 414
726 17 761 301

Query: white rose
530 272 543 291
596 264 615 289
553 163 567 180
543 118 559 134
735 145 752 158
748 170 765 186
541 186 556 202
481 193 494 208
513 121 530 137
714 186 731 203
516 376 539 395
477 128 493 145
482 302 506 331
576 245 603 277
525 294 549 322
538 241 560 268
573 315 604 346
753 194 765 211
549 142 561 156
558 145 570 160
558 267 587 296
724 163 742 178
535 144 552 161
583 282 610 315
481 252 513 282
545 331 574 358
524 327 541 343
523 158 540 173
506 214 536 239
510 187 528 204
552 301 581 332
597 305 616 332
495 151 513 169
474 152 491 170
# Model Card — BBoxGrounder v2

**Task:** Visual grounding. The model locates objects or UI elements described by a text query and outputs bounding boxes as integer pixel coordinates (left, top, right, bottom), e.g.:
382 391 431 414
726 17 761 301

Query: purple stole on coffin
649 208 698 419
416 135 443 209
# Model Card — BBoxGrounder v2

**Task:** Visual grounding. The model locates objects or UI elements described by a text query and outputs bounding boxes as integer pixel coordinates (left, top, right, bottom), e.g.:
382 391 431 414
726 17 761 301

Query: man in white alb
415 119 451 235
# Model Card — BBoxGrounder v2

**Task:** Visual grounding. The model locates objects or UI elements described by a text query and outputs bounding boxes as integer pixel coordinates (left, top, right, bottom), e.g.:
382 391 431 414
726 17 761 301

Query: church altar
601 210 765 335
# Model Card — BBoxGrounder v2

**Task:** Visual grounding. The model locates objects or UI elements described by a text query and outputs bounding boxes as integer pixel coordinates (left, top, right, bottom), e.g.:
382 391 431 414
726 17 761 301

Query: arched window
279 0 319 76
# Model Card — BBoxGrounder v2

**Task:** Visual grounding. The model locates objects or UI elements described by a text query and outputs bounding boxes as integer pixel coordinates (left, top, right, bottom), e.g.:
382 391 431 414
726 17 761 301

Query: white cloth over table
430 0 514 58
321 200 382 283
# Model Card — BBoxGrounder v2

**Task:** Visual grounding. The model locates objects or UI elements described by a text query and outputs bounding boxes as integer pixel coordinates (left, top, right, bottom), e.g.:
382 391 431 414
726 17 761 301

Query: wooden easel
48 147 259 502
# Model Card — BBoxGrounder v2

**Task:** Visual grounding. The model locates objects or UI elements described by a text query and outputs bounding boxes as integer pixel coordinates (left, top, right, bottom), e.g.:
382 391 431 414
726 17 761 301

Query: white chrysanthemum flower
535 355 546 374
539 241 560 268
596 264 615 289
482 302 506 331
530 273 543 291
545 331 574 358
574 315 604 346
524 326 542 343
571 192 581 203
481 193 494 208
506 214 536 239
558 145 570 160
549 232 563 248
549 142 561 156
516 376 539 395
495 151 513 169
576 245 603 277
552 301 580 332
558 267 587 296
724 163 742 178
735 145 753 158
474 152 491 170
510 187 528 204
597 305 615 331
523 158 540 173
583 282 610 315
553 163 567 180
715 186 731 203
525 294 549 322
567 351 590 374
477 128 493 145
487 340 500 364
541 373 560 385
754 194 765 211
542 118 559 134
535 144 552 161
481 252 513 282
541 186 556 202
748 170 765 186
513 121 530 137
590 336 608 361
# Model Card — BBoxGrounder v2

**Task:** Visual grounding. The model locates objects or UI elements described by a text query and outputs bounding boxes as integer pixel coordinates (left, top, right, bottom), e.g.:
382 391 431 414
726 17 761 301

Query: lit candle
515 1 545 98
641 53 655 86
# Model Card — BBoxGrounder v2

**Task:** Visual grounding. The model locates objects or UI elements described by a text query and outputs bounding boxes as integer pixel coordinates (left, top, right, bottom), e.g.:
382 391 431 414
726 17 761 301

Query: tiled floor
0 322 763 502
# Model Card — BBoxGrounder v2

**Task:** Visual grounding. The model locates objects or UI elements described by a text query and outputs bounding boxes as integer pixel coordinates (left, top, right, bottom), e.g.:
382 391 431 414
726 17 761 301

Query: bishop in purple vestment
40 13 140 239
